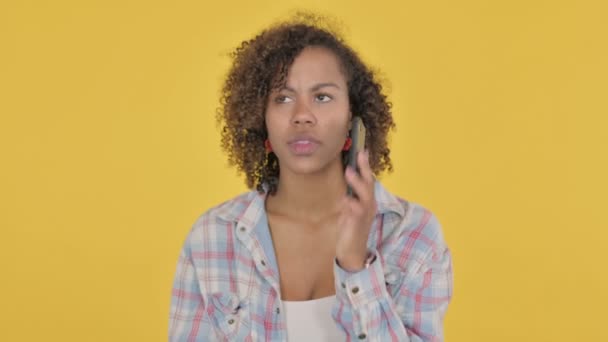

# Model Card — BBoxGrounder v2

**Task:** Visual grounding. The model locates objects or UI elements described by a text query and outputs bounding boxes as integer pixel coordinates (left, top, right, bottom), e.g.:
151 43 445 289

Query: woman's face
265 46 351 176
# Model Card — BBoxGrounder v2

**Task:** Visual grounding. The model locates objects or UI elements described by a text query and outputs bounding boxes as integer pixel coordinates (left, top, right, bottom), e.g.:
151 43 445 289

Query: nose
291 100 316 126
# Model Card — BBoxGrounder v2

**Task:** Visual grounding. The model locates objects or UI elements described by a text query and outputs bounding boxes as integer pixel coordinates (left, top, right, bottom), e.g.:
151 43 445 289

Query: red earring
342 137 352 151
264 139 273 153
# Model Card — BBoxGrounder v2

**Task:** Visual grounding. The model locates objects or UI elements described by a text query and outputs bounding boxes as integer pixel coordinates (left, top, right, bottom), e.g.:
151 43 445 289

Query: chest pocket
207 292 252 341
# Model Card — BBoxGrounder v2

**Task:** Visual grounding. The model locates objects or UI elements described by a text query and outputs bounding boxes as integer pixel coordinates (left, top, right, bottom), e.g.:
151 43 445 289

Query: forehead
283 46 347 87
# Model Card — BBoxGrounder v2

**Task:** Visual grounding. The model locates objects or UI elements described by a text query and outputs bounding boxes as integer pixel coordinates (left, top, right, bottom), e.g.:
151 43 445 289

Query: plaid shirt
169 181 453 341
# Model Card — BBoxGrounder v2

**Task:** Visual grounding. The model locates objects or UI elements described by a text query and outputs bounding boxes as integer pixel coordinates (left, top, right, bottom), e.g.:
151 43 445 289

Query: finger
339 196 350 211
343 195 365 216
345 196 378 225
338 197 353 225
337 210 347 226
345 166 372 203
357 150 374 184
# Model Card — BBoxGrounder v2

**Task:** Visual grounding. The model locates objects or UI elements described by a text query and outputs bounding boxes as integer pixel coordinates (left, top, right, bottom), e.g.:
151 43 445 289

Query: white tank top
282 295 347 341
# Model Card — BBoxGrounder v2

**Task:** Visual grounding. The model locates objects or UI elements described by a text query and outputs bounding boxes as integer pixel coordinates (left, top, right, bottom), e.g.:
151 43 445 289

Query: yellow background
1 0 606 341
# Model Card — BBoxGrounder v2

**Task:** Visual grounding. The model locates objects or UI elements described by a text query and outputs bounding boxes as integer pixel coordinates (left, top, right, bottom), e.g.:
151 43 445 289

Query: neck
266 159 347 222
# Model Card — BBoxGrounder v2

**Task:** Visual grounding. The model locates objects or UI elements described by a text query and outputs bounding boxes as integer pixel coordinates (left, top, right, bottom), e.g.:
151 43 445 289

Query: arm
332 212 453 342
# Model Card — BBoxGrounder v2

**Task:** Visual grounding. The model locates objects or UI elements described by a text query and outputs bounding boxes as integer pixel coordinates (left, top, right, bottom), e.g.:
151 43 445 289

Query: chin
284 160 323 175
278 154 340 176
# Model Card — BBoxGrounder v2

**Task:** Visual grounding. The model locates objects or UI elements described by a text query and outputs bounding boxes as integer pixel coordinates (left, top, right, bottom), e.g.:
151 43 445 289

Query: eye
315 94 332 102
274 95 293 103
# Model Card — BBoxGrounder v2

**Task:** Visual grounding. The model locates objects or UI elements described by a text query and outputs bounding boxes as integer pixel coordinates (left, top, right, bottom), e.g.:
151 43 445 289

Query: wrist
337 251 374 272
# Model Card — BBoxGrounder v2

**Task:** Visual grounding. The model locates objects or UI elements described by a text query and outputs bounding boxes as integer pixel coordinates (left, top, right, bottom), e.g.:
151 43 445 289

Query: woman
169 15 453 342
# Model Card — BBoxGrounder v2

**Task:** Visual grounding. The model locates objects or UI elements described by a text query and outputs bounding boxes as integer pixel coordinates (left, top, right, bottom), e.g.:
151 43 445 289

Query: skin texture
264 46 376 273
216 21 395 196
215 20 396 298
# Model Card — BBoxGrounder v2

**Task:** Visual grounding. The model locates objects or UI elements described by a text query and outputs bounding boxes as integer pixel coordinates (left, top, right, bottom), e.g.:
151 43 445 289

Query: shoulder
375 182 448 264
398 199 446 253
184 190 260 249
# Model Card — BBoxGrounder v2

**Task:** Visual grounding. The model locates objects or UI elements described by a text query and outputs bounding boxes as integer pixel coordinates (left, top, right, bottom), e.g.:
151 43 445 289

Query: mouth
287 137 320 155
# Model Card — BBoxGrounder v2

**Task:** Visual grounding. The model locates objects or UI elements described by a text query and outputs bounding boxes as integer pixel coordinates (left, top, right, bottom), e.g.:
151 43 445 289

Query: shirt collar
215 180 405 231
373 180 406 218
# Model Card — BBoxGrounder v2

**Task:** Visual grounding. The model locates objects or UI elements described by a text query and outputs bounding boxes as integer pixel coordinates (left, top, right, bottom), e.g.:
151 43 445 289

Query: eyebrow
281 82 341 93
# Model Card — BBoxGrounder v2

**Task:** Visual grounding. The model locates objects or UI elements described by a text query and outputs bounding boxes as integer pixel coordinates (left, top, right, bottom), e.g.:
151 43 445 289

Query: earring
264 139 273 153
342 137 352 151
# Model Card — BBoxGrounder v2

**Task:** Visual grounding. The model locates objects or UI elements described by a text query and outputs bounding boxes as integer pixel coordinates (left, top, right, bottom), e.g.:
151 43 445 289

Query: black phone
346 116 366 197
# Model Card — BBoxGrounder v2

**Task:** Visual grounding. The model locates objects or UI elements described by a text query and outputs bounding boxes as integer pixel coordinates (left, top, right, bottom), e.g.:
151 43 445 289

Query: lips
287 135 320 155
288 135 320 144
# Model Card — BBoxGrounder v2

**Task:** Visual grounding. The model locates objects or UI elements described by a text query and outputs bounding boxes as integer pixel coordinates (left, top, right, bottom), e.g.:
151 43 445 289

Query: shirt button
276 307 280 314
351 286 360 294
358 333 367 339
228 318 235 325
341 282 346 289
260 260 266 266
239 226 246 232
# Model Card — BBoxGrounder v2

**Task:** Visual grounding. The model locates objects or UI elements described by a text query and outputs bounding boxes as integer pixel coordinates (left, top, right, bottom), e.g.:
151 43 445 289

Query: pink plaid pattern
169 182 453 341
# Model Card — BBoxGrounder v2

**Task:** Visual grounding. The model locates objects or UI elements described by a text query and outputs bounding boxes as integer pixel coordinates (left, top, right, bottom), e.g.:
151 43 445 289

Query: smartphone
346 116 366 197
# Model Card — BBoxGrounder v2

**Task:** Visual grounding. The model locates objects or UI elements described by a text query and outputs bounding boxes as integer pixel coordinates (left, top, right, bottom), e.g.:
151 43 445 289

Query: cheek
264 112 286 140
328 105 351 132
324 119 351 146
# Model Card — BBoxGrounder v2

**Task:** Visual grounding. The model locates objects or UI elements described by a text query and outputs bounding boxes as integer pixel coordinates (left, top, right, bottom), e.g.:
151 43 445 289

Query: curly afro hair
216 13 395 195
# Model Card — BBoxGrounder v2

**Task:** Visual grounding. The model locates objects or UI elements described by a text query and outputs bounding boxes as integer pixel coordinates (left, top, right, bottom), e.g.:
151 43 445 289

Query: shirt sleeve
168 237 214 341
332 211 453 342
